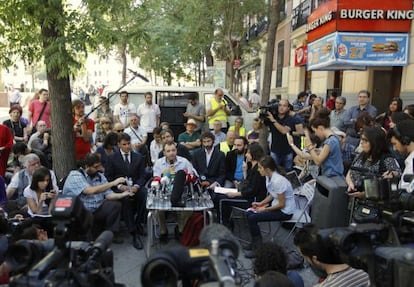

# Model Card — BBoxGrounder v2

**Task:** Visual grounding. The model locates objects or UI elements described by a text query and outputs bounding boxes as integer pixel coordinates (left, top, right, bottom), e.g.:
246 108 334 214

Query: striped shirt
314 267 370 287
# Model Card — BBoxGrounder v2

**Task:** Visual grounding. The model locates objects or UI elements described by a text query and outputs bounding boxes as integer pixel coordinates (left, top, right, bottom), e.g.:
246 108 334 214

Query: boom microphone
127 69 150 82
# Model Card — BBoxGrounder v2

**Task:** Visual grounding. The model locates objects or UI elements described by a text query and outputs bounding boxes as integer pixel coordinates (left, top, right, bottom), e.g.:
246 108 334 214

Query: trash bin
311 175 349 228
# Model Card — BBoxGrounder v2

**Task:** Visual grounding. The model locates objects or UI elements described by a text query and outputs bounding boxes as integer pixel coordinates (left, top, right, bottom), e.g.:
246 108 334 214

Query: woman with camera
346 126 401 199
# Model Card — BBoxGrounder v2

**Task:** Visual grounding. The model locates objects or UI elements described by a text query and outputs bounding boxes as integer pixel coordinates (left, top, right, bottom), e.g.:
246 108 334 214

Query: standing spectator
236 92 250 110
206 88 231 131
177 119 201 152
113 91 137 127
3 105 28 143
8 86 22 107
212 120 226 146
228 117 246 137
249 89 261 111
329 96 347 131
288 103 305 149
343 90 377 130
183 93 205 132
72 100 94 160
292 92 310 115
267 99 296 172
326 91 338 111
124 115 148 155
93 97 113 139
248 118 269 154
137 92 161 147
150 127 163 165
28 121 47 149
0 125 13 177
28 89 51 130
305 108 344 177
376 97 403 131
94 117 113 147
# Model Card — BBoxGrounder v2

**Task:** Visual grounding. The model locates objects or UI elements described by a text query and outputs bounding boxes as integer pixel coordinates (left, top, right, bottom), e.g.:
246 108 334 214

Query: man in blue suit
105 133 147 249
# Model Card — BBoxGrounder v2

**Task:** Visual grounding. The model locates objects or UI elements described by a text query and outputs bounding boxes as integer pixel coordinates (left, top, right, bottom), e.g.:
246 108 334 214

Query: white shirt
137 103 161 133
125 125 147 145
23 187 50 217
150 140 163 164
113 103 137 126
266 171 296 215
248 92 260 107
400 150 414 192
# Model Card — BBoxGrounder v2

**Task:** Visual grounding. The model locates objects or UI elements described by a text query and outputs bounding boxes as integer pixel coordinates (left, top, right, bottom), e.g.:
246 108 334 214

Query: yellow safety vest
208 98 228 125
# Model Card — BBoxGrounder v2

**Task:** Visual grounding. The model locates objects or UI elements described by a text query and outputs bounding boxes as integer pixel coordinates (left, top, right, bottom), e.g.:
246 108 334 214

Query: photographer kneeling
294 224 370 287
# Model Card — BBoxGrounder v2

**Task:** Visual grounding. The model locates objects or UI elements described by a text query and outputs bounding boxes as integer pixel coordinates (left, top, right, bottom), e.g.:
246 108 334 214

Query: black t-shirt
269 114 295 155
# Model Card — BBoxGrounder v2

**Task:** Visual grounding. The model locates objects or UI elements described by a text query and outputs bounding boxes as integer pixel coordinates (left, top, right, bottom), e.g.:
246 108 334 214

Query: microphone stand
83 69 148 119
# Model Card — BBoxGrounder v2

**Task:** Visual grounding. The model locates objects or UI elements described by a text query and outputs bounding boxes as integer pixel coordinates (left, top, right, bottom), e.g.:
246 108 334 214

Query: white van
101 85 257 136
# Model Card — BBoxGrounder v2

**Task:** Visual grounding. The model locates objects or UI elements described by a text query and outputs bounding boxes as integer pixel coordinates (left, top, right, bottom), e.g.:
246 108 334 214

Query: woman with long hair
305 108 344 177
23 167 57 217
376 97 403 131
346 126 401 199
245 155 295 258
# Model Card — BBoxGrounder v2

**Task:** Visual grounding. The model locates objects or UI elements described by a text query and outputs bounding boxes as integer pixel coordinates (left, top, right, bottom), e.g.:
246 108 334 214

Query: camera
319 223 414 287
141 224 241 287
6 195 124 287
258 99 279 123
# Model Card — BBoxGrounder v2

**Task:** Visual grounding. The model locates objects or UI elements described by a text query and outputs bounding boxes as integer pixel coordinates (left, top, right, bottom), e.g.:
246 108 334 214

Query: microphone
171 170 186 207
151 176 161 194
128 69 150 82
199 224 240 285
160 176 170 195
403 174 414 183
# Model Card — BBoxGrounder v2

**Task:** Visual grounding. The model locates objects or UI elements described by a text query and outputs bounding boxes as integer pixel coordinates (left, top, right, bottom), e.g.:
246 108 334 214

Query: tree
0 0 99 179
261 0 280 105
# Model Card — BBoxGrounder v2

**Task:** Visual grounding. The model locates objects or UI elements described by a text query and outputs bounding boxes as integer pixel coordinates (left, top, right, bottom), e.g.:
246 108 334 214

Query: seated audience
228 117 246 137
212 120 226 146
178 119 201 152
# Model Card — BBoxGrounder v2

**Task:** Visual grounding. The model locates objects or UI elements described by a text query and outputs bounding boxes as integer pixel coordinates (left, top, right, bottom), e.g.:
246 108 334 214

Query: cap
331 127 346 137
186 119 197 126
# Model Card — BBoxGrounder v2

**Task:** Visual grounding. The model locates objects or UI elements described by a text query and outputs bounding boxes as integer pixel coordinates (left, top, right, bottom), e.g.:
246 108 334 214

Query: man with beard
267 99 295 171
389 119 414 191
224 136 248 188
158 129 192 161
114 91 137 127
63 153 129 243
192 132 225 190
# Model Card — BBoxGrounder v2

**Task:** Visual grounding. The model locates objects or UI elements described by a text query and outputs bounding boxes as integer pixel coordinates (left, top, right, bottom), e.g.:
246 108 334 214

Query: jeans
271 152 293 171
247 209 292 238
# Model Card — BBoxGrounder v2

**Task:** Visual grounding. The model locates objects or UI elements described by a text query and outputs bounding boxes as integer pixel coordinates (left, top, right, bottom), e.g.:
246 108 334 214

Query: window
276 41 284 87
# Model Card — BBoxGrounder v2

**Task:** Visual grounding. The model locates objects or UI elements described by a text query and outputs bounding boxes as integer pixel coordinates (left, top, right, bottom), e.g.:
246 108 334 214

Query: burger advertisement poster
307 32 408 70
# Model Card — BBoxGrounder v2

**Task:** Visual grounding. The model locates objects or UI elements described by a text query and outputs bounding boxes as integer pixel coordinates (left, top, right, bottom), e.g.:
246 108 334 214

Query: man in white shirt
137 92 161 148
389 119 414 192
248 89 261 111
113 91 137 127
124 115 148 154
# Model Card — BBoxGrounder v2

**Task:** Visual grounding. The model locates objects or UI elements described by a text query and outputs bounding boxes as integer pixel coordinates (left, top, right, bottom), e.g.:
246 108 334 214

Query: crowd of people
1 87 414 286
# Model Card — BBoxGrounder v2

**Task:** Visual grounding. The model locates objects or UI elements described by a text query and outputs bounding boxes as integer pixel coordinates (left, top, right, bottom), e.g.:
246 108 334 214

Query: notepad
214 187 237 195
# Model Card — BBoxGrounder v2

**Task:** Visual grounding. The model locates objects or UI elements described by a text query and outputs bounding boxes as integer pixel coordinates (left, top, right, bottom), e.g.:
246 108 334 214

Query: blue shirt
343 104 377 128
321 135 344 177
153 156 195 177
62 169 113 212
234 155 244 181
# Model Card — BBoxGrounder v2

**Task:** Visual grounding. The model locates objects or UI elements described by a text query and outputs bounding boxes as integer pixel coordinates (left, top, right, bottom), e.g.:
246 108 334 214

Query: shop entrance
372 68 402 114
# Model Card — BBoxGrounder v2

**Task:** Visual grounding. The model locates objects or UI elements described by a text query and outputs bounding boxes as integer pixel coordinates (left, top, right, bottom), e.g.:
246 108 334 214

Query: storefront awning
307 32 409 71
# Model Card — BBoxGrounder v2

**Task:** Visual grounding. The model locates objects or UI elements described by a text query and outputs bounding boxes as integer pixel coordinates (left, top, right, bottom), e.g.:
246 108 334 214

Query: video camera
318 223 414 287
258 99 279 124
141 224 241 287
5 195 124 287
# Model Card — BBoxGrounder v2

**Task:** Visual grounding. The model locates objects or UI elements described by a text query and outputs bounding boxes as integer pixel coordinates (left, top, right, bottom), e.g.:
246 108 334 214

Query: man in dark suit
192 132 225 190
105 133 147 249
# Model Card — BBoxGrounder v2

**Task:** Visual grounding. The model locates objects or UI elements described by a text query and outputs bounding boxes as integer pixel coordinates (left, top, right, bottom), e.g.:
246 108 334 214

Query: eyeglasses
116 129 124 132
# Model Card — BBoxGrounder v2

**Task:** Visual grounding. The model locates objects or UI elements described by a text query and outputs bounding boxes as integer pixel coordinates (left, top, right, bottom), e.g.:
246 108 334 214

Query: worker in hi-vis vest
206 88 231 132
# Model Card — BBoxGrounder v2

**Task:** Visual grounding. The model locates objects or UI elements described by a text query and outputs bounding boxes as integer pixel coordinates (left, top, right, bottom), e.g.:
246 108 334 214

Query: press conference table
145 192 214 256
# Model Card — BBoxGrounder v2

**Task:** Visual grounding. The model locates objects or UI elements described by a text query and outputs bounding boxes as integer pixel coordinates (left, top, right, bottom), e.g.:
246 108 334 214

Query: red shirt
0 125 13 176
73 118 95 159
29 100 51 127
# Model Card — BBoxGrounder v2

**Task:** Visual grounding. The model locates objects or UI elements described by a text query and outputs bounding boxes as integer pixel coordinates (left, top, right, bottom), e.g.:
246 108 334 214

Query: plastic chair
271 179 316 246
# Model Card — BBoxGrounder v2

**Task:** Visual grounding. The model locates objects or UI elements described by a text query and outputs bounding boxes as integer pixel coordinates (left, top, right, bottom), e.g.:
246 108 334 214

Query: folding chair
271 179 316 246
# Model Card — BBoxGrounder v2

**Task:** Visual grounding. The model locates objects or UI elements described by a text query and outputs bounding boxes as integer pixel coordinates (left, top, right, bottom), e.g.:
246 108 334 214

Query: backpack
180 212 205 247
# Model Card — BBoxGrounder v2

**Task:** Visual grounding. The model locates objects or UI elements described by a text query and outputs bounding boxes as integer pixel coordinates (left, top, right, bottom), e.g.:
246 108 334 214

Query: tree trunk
121 44 127 85
41 1 76 180
261 0 280 105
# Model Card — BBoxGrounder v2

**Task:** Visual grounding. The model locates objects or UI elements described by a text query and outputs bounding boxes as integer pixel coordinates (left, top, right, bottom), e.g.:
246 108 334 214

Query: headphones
392 126 412 146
